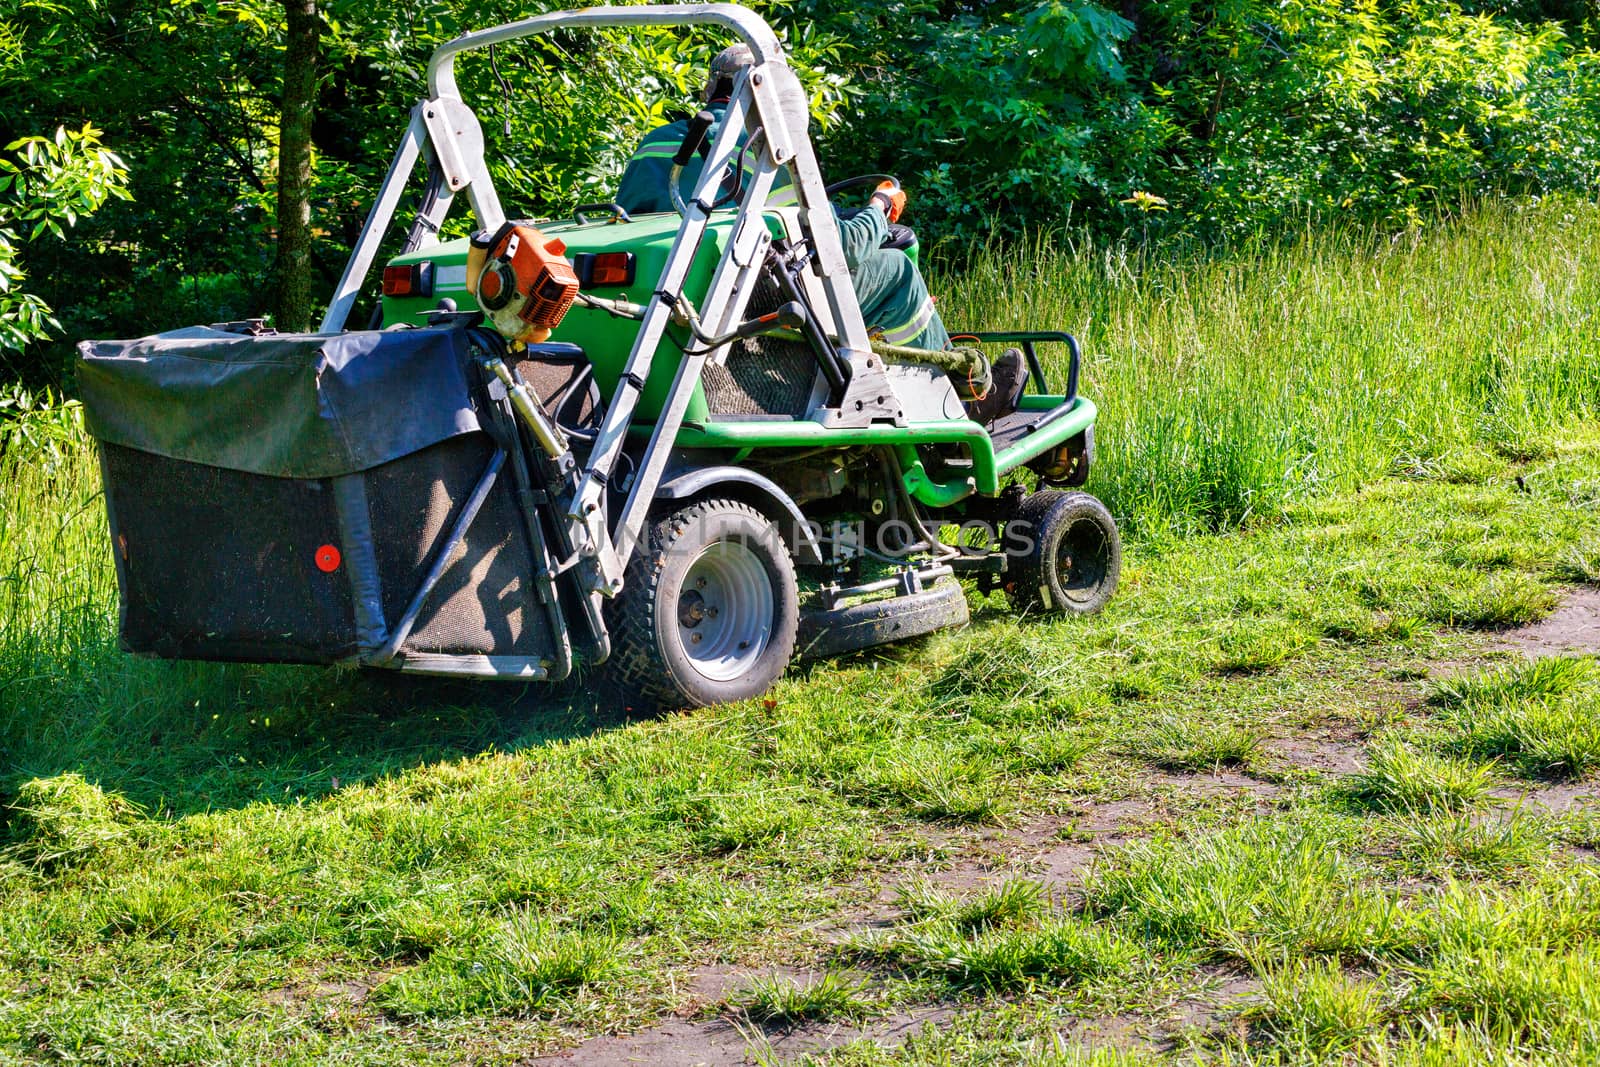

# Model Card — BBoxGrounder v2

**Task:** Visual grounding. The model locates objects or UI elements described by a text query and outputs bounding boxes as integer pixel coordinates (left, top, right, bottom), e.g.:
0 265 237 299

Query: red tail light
382 262 433 298
573 251 636 289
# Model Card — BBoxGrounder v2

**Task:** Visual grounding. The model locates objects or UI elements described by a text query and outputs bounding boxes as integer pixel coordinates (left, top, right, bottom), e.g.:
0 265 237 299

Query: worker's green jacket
614 103 796 215
615 105 946 350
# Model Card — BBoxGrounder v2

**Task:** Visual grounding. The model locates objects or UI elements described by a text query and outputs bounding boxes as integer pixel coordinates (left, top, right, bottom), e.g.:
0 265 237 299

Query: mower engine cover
467 221 579 344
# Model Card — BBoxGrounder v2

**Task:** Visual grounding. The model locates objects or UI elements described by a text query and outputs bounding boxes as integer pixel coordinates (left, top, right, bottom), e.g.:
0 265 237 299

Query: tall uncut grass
6 201 1600 1064
938 198 1600 532
3 198 1600 805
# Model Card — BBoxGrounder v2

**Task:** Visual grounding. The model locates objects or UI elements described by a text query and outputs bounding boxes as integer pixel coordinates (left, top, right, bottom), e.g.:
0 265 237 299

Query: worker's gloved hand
870 180 906 223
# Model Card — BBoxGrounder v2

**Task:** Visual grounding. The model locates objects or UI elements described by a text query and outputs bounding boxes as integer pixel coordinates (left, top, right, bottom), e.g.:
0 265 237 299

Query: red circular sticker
314 544 341 573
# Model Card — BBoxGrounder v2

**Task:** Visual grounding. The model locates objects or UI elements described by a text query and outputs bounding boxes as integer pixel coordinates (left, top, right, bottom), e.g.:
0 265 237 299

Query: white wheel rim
676 539 775 682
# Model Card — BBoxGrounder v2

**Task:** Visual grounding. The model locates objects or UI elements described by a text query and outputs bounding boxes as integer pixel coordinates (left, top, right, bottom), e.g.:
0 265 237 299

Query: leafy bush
0 124 128 358
6 0 1600 383
808 0 1600 239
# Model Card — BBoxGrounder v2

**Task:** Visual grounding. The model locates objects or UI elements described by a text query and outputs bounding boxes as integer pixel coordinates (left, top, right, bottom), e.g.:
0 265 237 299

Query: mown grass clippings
1132 715 1264 773
926 627 1046 703
1486 430 1560 465
372 913 622 1020
848 747 1011 825
733 970 877 1027
1245 958 1391 1060
90 875 229 942
1344 737 1496 813
1393 449 1502 486
3 772 139 870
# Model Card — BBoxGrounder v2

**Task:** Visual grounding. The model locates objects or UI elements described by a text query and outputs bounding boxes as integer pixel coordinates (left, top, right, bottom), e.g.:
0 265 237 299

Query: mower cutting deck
77 3 1120 710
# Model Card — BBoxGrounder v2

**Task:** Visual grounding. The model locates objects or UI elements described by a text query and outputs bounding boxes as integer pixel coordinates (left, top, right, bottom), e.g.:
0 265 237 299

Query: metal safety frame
321 3 902 608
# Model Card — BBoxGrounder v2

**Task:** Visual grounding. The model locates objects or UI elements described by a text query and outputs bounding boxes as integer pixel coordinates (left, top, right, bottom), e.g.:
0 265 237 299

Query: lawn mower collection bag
76 323 570 678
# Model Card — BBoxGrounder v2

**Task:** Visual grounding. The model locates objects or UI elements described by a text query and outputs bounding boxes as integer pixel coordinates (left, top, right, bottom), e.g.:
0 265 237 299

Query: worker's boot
966 347 1026 424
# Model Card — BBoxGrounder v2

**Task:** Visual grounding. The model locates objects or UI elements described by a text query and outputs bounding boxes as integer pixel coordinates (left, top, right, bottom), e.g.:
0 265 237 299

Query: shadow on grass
0 638 627 821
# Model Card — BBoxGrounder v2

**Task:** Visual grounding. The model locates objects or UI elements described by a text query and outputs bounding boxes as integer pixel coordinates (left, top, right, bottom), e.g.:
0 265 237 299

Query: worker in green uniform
614 46 793 214
615 45 1023 422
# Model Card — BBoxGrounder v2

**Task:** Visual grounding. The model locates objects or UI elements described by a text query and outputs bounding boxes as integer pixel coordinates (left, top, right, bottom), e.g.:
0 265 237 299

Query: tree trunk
271 0 320 331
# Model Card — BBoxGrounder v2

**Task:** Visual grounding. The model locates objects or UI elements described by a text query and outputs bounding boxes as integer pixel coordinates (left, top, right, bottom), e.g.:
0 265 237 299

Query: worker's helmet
705 44 754 102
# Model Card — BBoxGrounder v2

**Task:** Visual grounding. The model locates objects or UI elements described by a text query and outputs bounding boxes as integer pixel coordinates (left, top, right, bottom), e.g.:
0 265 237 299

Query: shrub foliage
2 0 1598 379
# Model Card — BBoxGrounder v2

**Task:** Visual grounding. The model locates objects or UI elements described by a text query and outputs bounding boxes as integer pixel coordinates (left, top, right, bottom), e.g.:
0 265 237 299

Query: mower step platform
987 402 1080 455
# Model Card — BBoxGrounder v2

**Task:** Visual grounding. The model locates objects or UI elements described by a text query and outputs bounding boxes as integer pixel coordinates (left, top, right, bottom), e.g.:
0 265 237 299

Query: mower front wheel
606 498 799 712
1007 490 1121 616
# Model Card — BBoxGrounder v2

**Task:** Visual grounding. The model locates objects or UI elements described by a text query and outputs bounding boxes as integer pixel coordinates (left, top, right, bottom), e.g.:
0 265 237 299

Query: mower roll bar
322 3 789 337
425 4 785 101
324 2 894 606
950 331 1083 400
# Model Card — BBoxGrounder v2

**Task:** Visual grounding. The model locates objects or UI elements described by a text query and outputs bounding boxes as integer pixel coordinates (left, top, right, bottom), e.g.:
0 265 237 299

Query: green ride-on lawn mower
77 3 1120 711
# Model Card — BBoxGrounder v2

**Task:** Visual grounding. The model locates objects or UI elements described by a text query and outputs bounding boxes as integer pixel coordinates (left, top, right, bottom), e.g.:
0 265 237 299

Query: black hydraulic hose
770 253 849 402
402 157 448 255
881 447 958 562
365 157 451 330
824 173 898 198
674 110 717 168
716 126 763 209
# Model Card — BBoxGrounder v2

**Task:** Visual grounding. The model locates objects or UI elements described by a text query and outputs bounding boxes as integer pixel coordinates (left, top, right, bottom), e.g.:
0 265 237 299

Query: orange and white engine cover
466 222 579 344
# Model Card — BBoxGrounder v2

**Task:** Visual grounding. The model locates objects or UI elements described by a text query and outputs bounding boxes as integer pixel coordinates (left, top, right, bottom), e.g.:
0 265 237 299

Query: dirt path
1496 586 1600 659
532 587 1600 1066
529 997 953 1067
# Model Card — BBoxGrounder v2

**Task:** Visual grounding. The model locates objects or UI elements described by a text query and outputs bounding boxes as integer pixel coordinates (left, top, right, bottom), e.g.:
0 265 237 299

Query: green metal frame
668 395 1097 507
385 216 1099 509
367 5 1101 520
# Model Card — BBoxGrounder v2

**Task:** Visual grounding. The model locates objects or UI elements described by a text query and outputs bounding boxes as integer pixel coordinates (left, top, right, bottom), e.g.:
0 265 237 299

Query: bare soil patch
1488 781 1599 815
1495 586 1600 659
1263 734 1366 776
1159 971 1259 1048
528 1003 955 1066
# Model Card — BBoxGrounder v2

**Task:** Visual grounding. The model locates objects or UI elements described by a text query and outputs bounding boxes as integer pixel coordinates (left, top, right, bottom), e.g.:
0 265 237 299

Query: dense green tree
0 0 1596 386
0 125 129 359
273 0 322 331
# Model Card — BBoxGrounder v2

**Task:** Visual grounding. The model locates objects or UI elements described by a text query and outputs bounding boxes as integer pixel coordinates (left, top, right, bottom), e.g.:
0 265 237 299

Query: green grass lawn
4 200 1600 1064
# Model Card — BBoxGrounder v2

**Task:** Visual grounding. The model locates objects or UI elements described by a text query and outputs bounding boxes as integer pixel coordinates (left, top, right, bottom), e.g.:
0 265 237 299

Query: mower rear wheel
606 497 799 712
1007 490 1120 615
